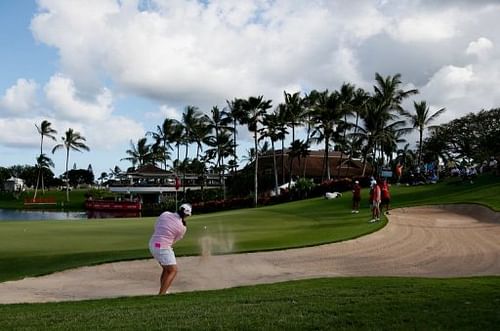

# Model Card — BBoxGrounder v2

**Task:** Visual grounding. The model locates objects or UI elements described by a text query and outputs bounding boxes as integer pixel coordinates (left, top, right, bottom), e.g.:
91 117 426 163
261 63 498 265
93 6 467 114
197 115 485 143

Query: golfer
149 203 192 295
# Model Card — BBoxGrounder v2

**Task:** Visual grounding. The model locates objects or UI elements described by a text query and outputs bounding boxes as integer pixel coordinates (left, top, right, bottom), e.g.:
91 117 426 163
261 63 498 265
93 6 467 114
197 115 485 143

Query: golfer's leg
159 265 178 295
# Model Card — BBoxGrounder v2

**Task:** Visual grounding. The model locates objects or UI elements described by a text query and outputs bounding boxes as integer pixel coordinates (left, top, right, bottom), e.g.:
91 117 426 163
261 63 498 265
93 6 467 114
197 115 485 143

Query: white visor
180 203 192 216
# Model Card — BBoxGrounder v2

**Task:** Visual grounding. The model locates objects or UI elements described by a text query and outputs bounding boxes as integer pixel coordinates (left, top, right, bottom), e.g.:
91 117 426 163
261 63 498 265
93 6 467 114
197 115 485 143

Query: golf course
1 174 499 330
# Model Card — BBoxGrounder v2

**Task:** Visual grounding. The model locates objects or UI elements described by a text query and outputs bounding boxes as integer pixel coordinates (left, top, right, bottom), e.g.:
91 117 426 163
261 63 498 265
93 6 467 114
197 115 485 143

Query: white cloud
466 37 493 59
159 105 182 121
44 74 113 122
0 79 39 115
420 60 500 124
2 0 497 174
0 118 40 148
84 116 145 150
30 0 389 109
388 12 457 43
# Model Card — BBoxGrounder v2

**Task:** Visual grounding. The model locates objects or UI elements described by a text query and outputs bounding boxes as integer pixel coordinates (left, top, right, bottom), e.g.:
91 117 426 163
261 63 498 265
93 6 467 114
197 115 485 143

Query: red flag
175 176 180 191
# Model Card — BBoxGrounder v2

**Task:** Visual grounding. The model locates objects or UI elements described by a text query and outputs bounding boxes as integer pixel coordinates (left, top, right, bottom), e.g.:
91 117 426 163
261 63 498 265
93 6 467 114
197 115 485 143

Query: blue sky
1 0 500 178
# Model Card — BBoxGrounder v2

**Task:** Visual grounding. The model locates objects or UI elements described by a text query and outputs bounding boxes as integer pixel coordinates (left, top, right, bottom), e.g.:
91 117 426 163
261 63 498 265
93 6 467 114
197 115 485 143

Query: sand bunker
1 204 499 304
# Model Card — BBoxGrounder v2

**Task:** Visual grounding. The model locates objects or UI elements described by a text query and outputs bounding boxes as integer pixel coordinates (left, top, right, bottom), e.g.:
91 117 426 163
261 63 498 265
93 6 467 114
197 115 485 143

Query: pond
0 209 145 221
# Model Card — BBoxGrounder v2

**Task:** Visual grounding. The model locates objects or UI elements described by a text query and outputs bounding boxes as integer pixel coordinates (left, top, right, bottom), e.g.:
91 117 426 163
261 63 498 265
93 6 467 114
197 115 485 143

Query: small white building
4 177 25 192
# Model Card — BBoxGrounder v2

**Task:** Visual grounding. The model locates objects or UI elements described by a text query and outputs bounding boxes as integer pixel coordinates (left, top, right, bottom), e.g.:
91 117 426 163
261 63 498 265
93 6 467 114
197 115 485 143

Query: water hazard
0 209 145 221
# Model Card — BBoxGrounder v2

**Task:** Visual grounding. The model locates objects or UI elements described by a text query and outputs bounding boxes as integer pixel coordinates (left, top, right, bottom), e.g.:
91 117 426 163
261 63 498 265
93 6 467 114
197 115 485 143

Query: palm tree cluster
31 120 90 202
123 72 451 207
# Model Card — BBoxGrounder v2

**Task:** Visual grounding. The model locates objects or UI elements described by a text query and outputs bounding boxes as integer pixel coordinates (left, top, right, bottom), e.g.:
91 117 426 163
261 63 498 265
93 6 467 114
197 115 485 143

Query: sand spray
198 223 234 260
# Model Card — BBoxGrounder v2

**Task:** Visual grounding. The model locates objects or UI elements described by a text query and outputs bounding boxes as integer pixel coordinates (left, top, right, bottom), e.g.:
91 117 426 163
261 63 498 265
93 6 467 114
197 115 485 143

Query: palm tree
108 165 122 181
33 120 57 199
283 91 305 143
301 90 319 178
276 103 288 185
310 90 343 180
336 83 356 177
181 106 203 161
288 139 310 179
35 154 55 196
206 106 234 200
226 99 246 173
238 96 272 207
52 128 90 202
345 88 369 176
170 121 185 172
401 101 446 166
147 118 176 170
259 111 288 195
353 73 417 175
191 114 212 159
181 106 204 194
372 73 418 114
99 172 108 186
352 99 410 176
121 137 152 167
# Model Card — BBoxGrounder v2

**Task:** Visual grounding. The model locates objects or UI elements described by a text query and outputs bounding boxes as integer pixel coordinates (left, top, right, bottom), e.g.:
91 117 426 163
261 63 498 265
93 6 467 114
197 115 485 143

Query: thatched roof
257 150 371 179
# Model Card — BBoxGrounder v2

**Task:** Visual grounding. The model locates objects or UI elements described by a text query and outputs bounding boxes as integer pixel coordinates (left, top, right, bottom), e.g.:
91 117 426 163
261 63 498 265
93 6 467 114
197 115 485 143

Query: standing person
395 163 403 185
369 180 381 223
351 180 361 213
381 178 391 215
149 203 192 295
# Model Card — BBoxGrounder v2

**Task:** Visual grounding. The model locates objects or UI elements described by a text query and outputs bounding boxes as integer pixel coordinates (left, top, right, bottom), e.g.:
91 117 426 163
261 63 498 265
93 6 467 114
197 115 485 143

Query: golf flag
175 176 181 191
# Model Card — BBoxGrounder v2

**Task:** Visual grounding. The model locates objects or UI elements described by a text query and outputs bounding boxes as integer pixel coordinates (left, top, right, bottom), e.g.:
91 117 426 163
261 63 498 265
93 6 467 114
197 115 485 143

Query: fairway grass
1 174 499 282
1 174 499 329
1 277 499 330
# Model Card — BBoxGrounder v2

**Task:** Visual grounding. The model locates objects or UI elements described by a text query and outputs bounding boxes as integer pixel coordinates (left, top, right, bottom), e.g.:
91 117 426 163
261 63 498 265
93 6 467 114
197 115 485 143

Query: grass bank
0 189 87 210
1 277 499 330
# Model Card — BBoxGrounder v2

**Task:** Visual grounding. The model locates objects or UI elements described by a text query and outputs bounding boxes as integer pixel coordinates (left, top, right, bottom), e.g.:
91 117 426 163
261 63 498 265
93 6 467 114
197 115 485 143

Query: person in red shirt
381 178 391 215
351 180 361 214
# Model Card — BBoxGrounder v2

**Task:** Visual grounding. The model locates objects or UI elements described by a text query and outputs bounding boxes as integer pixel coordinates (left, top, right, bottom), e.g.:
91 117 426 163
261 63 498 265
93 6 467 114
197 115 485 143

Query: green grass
1 277 499 330
1 174 499 329
0 198 386 282
0 189 87 210
390 174 500 210
1 174 499 283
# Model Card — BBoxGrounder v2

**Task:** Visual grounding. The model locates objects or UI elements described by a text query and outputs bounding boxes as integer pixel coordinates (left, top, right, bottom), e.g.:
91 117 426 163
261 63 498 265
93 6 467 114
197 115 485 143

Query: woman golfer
149 203 192 295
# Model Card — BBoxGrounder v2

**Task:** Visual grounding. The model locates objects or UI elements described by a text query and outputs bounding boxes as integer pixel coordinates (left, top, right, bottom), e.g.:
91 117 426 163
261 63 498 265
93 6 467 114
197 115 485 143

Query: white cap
179 203 192 216
355 180 359 184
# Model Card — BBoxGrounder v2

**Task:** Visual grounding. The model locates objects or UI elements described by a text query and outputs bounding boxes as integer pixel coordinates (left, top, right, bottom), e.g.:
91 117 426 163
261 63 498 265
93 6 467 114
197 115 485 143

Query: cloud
387 12 458 43
466 37 494 59
0 117 40 148
44 74 113 122
83 116 145 150
30 0 389 109
0 79 39 116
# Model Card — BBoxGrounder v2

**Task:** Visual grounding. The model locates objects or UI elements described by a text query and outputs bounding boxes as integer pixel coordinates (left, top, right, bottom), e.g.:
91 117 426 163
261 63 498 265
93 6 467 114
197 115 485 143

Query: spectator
380 178 391 215
351 180 361 214
369 180 381 223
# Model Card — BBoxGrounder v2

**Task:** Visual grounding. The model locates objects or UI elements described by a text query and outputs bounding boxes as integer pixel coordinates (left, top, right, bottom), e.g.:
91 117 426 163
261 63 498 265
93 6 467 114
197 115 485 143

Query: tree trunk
272 141 278 195
254 131 258 207
418 129 423 166
325 136 331 180
65 147 70 202
281 139 285 185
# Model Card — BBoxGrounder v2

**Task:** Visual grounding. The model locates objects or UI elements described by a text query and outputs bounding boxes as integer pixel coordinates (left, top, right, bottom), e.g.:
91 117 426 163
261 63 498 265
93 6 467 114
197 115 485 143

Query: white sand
0 204 499 304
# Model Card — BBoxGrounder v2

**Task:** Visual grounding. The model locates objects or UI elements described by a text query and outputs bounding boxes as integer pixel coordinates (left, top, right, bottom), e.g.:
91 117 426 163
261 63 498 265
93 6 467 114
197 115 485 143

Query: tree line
3 72 499 207
120 73 452 207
